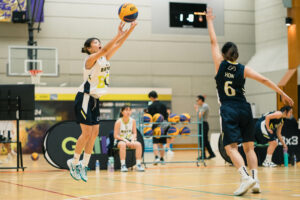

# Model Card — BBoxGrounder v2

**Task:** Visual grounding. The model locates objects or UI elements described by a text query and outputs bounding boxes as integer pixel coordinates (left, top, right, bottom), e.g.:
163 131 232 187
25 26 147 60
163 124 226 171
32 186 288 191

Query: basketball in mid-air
118 3 138 22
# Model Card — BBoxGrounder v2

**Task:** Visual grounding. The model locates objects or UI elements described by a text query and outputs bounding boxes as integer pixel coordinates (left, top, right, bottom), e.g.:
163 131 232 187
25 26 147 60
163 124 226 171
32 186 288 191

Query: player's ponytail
222 42 239 62
81 47 88 54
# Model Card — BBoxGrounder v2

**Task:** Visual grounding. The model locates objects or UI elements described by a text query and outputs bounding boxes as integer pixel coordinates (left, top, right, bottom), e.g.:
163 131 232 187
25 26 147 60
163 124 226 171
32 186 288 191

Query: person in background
255 106 292 167
114 105 145 172
195 95 216 160
148 90 168 165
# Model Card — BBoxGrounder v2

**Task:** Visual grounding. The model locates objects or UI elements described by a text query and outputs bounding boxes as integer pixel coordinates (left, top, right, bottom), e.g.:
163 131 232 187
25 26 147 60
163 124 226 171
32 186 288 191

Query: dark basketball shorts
220 102 255 146
153 137 167 144
74 92 100 125
255 121 277 144
152 122 169 144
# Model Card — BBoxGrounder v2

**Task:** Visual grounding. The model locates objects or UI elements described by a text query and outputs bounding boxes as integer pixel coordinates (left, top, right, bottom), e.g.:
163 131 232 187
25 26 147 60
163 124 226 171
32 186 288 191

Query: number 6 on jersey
224 81 236 96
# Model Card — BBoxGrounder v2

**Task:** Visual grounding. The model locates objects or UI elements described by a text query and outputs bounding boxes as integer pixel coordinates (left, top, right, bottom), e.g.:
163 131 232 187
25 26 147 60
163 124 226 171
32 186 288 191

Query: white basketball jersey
78 56 110 98
118 117 134 140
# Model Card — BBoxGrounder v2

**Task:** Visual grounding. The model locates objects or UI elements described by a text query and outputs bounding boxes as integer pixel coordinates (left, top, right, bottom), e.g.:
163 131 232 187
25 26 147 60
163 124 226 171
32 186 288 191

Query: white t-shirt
78 56 110 98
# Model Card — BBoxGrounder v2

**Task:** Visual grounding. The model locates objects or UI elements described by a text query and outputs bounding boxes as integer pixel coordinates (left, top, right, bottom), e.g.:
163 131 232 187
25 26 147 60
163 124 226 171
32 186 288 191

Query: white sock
82 153 91 167
136 160 141 165
238 166 249 179
72 153 80 165
121 160 125 166
251 169 258 180
265 154 272 162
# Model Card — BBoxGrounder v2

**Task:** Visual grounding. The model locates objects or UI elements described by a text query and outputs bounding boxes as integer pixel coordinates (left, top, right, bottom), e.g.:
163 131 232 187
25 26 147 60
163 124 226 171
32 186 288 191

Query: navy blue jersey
215 60 246 103
255 111 284 142
257 111 284 132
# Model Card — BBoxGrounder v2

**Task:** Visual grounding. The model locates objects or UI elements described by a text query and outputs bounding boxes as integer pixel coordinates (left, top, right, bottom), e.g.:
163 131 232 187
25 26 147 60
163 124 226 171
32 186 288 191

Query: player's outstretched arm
106 21 138 60
206 8 222 74
244 66 294 106
85 22 125 68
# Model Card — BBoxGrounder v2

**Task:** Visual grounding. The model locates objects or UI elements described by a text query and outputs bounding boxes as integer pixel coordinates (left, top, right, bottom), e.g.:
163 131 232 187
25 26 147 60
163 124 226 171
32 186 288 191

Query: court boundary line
0 180 90 200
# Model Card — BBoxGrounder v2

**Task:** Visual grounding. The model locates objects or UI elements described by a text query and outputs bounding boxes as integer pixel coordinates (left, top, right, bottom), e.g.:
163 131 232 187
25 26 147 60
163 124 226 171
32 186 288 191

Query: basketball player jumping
67 21 137 182
206 8 293 196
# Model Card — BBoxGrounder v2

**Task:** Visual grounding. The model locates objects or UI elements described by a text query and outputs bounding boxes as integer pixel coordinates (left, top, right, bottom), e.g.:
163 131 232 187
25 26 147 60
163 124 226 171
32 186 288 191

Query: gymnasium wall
0 0 256 144
246 0 288 116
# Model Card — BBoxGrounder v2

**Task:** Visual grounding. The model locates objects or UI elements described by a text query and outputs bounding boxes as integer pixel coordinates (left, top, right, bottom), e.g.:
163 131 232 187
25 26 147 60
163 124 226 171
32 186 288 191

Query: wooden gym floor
0 151 299 200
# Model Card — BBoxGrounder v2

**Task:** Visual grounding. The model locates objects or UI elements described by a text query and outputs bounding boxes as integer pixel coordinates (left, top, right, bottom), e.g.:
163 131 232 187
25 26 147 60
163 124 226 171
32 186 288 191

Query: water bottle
108 157 114 172
95 160 100 173
294 154 297 167
283 149 289 167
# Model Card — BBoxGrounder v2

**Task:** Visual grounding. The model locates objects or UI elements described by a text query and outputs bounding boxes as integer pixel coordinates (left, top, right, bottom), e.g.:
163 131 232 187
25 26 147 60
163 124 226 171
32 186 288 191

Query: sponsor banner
20 101 75 154
44 120 144 169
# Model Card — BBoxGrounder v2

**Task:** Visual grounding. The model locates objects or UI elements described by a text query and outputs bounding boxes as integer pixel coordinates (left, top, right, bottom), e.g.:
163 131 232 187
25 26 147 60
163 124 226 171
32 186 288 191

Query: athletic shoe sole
252 187 261 193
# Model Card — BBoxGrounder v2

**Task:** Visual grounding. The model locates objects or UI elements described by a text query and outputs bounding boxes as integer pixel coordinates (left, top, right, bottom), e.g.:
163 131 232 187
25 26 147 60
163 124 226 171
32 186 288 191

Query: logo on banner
277 136 298 146
62 136 108 155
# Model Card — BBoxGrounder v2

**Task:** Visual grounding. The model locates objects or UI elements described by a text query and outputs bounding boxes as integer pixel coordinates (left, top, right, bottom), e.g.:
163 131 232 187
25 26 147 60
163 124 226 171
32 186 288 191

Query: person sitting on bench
114 105 145 172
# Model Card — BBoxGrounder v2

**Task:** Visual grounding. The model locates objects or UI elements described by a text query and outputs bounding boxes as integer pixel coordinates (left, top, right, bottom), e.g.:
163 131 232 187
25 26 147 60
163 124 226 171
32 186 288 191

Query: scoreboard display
169 2 207 28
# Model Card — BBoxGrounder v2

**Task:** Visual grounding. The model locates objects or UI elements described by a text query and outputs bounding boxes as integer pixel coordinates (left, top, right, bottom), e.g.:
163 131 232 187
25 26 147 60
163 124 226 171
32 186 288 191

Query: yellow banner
35 93 171 101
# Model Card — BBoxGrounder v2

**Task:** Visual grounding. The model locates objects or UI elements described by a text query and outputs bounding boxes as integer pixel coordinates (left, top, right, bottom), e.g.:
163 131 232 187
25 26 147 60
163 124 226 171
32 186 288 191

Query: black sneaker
197 156 207 160
160 158 165 165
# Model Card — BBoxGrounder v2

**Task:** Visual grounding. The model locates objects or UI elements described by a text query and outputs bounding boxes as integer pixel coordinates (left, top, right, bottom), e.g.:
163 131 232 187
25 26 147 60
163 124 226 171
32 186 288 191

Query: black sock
155 155 159 159
160 157 164 161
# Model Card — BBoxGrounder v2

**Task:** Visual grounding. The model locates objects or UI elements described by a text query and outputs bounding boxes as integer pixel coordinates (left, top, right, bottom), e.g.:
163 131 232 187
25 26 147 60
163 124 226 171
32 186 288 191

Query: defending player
206 8 293 196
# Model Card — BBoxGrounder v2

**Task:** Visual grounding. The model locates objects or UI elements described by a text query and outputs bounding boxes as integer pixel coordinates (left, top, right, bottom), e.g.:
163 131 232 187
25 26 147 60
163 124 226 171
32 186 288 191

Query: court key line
0 180 90 200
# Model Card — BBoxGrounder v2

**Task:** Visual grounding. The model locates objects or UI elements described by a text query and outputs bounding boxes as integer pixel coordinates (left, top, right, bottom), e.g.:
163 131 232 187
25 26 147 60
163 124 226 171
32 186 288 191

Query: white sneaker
3 153 13 163
67 159 81 181
10 151 17 156
234 176 256 196
121 164 128 172
252 180 261 193
262 160 277 167
136 164 145 172
154 158 160 165
79 161 88 182
167 150 174 157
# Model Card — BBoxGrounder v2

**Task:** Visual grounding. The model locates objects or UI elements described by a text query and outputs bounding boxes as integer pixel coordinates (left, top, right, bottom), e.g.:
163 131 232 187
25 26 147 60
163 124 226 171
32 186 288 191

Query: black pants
198 121 215 158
